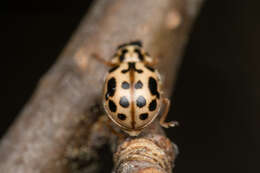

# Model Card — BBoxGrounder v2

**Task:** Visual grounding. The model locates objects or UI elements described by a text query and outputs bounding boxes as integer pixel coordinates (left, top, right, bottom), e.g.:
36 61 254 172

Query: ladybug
94 41 178 136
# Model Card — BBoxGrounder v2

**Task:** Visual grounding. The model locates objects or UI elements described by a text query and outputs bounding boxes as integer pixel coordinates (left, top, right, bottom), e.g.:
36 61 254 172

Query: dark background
0 0 259 173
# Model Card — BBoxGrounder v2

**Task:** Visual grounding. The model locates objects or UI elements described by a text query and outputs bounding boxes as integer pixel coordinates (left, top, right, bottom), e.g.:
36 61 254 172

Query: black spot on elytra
119 96 129 108
118 113 126 120
135 80 143 89
119 49 128 62
139 113 148 120
145 65 155 72
134 48 144 61
122 81 130 89
136 96 146 108
105 77 116 100
148 77 160 99
149 99 157 111
109 65 119 73
122 62 143 73
108 100 117 112
121 69 128 73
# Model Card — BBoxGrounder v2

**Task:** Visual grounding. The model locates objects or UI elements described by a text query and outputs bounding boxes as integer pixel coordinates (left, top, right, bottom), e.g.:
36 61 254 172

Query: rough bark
0 0 204 172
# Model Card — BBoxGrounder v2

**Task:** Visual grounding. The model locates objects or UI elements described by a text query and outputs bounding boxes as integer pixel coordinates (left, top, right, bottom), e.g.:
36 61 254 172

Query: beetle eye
139 113 148 120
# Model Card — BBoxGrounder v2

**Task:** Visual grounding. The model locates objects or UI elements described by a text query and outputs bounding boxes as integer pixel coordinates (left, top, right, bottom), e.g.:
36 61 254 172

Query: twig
112 122 178 173
0 0 204 173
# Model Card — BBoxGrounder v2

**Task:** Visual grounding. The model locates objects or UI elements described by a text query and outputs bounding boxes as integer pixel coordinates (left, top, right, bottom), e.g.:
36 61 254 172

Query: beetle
94 41 178 136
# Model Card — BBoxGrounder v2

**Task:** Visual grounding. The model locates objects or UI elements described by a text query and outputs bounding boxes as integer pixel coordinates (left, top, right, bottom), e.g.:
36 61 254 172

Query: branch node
114 135 178 173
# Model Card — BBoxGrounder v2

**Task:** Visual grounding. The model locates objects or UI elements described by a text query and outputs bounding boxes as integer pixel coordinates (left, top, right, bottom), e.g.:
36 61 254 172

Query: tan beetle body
97 41 177 136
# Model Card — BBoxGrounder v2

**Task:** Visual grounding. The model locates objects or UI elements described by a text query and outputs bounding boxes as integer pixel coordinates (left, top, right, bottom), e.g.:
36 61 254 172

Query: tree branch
0 0 204 172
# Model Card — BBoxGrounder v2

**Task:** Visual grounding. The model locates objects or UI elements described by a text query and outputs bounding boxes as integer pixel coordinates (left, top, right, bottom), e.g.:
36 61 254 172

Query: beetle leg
159 98 179 128
92 53 117 67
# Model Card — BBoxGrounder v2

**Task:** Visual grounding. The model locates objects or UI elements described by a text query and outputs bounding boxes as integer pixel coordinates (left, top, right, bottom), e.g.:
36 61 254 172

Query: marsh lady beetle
94 41 178 136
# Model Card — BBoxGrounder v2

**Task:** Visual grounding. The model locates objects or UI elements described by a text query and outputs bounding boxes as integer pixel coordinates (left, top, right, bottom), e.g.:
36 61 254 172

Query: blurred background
0 0 258 173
